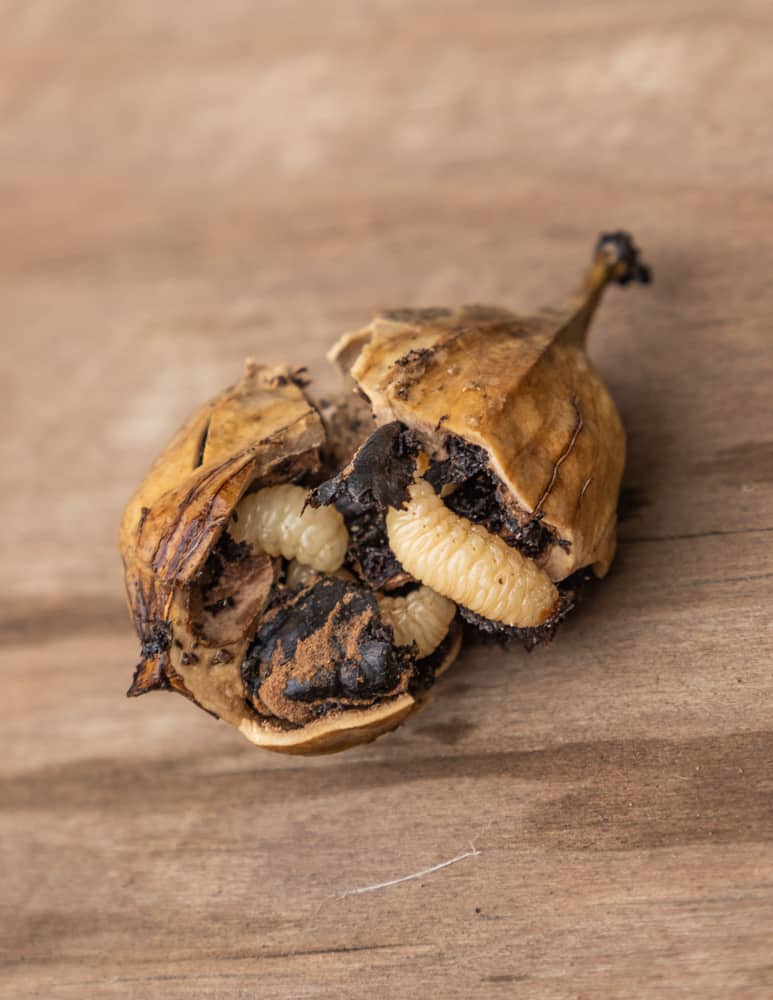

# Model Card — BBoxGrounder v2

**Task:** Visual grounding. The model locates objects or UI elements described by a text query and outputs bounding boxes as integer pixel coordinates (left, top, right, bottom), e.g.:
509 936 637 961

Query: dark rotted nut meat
309 422 418 589
242 577 412 726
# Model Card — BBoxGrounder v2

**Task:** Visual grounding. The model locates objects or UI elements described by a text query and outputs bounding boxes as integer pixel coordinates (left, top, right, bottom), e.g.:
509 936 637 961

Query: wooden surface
2 2 773 997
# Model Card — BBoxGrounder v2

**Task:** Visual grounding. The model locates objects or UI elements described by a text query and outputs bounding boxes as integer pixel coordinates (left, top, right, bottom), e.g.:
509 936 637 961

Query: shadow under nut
377 585 456 657
386 477 558 628
232 484 348 572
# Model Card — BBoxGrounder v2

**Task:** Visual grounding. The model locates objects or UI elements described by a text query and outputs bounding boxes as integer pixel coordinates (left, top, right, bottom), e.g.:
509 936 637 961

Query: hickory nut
120 232 649 753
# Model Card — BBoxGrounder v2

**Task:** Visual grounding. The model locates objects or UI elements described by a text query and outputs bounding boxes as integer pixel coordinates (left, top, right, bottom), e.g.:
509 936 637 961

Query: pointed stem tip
594 231 651 287
555 231 651 346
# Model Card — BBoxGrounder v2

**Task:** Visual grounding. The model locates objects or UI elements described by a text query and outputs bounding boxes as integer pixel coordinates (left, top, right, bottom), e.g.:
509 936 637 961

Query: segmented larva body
386 477 558 628
378 586 456 657
232 485 348 573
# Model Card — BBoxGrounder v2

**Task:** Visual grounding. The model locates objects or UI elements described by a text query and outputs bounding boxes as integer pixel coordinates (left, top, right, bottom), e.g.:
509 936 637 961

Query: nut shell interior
120 363 459 753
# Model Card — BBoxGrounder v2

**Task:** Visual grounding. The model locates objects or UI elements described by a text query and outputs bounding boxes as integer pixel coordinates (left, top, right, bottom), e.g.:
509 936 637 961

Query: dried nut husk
120 363 460 754
327 232 650 638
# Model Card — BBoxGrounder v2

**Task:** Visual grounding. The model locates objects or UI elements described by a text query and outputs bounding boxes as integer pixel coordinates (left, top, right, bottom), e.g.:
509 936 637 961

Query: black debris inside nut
315 390 376 479
424 435 488 488
343 509 406 591
313 423 575 643
310 422 419 589
189 531 276 647
427 435 556 560
197 533 251 592
408 628 458 694
139 619 172 661
242 576 415 726
310 421 418 512
459 573 588 651
443 471 554 559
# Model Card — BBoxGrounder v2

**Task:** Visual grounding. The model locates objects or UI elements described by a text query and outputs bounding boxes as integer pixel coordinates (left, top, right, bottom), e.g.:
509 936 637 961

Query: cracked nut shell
326 232 650 641
120 363 460 754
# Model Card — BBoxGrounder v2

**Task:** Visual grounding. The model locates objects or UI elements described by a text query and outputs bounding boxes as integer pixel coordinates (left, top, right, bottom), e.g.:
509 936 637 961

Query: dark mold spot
425 436 488 489
394 347 433 369
311 422 418 514
140 619 172 660
242 577 411 722
311 423 419 589
427 436 554 560
391 348 435 399
408 629 458 694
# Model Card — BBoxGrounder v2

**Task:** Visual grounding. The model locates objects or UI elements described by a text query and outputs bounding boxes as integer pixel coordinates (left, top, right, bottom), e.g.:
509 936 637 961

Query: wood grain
2 2 772 997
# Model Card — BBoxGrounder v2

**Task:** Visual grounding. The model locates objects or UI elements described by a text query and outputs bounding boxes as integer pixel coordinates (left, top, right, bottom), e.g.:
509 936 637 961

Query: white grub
232 484 348 573
378 586 456 657
386 476 558 628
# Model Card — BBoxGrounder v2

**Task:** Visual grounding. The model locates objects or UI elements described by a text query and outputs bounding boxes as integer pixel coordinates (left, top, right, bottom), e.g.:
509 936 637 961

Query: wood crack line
620 525 773 545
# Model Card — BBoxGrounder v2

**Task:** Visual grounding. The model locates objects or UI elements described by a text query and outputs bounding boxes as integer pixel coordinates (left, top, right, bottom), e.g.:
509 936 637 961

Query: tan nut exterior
329 248 637 581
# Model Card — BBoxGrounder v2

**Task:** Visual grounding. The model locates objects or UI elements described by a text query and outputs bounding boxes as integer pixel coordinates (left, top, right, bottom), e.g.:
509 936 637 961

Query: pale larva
386 476 558 628
378 586 456 657
232 484 348 573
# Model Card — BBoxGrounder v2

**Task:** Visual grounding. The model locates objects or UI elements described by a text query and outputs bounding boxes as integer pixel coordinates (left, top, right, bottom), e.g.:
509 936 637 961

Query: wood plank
2 1 772 997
